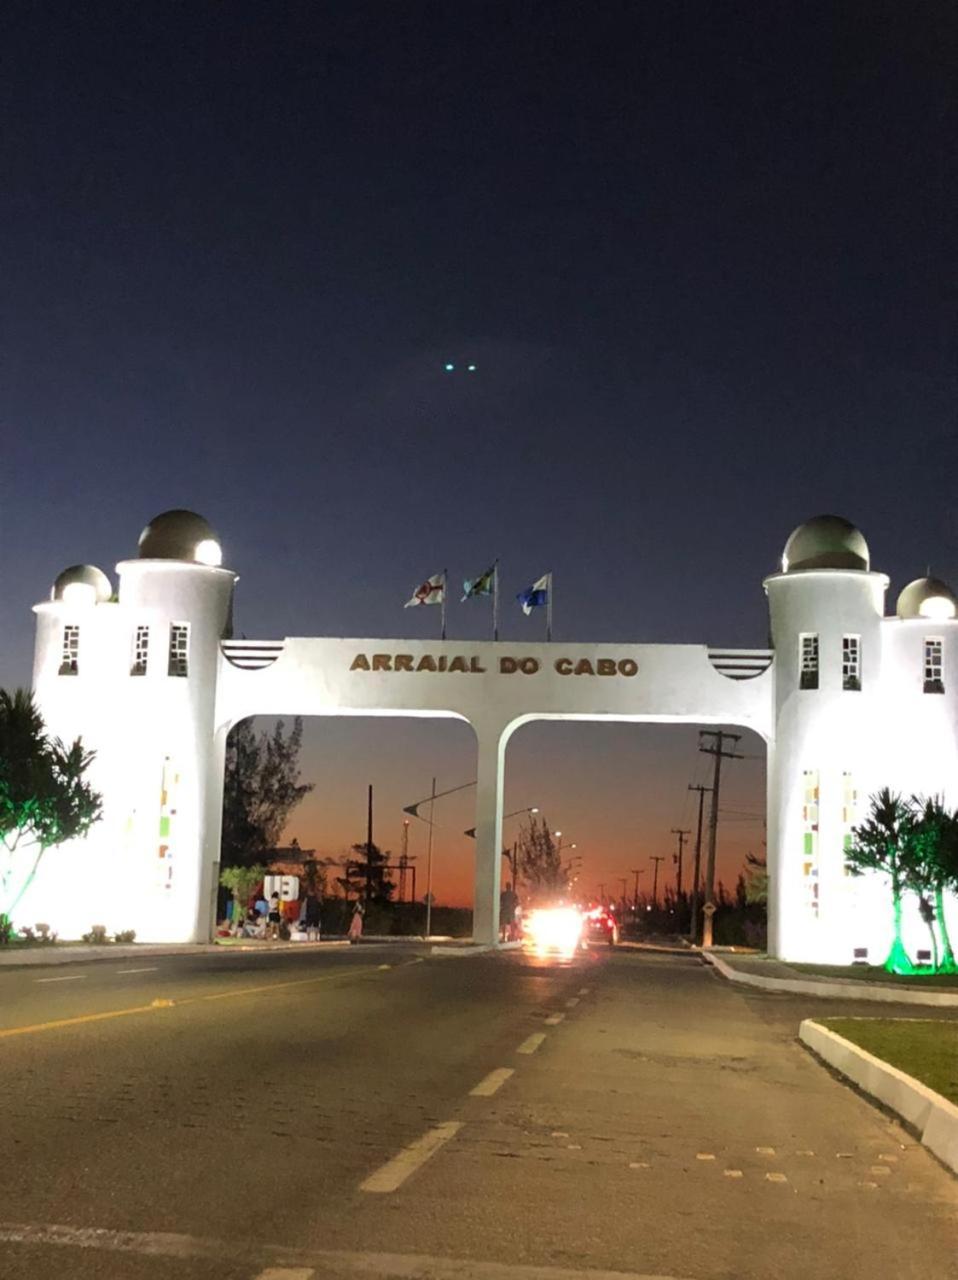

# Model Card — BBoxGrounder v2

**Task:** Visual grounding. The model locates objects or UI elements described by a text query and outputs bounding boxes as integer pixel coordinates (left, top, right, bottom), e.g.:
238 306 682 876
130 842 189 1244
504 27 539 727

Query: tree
0 689 102 923
337 841 395 904
221 718 313 867
905 796 958 973
743 852 768 905
517 816 567 903
846 788 916 973
219 864 266 930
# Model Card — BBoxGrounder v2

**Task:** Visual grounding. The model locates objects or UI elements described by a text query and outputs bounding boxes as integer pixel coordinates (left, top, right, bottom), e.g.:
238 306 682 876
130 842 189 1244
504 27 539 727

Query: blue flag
517 573 550 616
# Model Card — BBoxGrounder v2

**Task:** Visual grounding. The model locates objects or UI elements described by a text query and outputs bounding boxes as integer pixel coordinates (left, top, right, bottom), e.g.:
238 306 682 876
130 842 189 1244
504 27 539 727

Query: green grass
791 962 958 989
821 1018 958 1105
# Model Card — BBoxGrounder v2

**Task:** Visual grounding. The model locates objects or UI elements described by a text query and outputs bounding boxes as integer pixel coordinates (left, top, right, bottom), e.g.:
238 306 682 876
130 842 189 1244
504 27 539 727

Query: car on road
582 905 619 946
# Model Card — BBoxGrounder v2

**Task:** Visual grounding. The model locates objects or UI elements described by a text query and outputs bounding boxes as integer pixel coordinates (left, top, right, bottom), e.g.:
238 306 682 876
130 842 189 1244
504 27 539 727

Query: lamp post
403 778 477 940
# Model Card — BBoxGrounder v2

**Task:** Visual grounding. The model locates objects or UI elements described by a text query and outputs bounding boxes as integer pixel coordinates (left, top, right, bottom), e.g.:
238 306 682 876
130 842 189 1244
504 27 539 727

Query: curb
800 1018 958 1176
0 940 353 970
704 951 958 1008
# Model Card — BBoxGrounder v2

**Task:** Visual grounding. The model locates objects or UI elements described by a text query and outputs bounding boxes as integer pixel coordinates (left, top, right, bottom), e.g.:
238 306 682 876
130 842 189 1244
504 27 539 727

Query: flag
404 572 445 608
517 573 550 615
461 564 496 601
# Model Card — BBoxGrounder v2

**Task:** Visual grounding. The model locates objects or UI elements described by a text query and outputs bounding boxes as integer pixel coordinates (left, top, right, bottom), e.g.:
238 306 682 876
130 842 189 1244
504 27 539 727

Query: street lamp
464 805 538 895
402 777 477 940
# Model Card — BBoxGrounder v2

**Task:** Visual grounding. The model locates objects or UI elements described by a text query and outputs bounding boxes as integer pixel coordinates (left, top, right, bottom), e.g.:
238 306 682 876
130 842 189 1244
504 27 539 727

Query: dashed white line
564 997 579 1008
254 1269 314 1279
578 986 590 995
470 1068 514 1097
360 1122 463 1193
116 967 158 974
516 1032 546 1055
544 1013 565 1025
34 975 85 983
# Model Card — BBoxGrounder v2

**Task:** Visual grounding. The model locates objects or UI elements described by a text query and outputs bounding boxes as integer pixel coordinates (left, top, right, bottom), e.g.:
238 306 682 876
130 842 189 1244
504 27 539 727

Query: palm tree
846 789 916 974
908 796 958 973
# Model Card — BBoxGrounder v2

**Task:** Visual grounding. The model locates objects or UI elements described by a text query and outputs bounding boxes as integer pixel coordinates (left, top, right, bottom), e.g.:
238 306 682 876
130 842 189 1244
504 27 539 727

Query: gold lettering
394 654 414 672
618 658 638 677
438 655 448 672
448 656 468 673
555 657 573 675
500 657 518 673
519 657 540 675
469 656 486 673
574 658 595 676
372 654 392 672
350 654 370 671
416 655 437 672
597 659 617 676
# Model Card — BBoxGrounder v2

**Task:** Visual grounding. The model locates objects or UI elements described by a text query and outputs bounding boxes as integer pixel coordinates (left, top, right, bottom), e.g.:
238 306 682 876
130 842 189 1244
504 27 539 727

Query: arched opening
215 713 480 940
502 717 768 947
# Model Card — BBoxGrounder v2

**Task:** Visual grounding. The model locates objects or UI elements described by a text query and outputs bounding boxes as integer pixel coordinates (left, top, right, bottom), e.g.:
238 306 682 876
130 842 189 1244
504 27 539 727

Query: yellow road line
0 966 382 1040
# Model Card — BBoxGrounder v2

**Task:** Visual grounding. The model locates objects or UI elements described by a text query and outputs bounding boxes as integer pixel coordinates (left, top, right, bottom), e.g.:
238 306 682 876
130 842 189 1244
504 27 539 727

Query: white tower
765 516 958 963
26 511 235 943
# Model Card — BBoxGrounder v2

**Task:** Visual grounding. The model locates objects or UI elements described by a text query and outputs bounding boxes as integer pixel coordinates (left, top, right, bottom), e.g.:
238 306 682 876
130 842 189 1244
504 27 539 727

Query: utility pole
424 777 437 940
597 882 606 901
630 868 644 909
698 731 744 932
617 876 628 908
649 855 664 906
365 783 374 904
670 827 690 898
687 784 712 942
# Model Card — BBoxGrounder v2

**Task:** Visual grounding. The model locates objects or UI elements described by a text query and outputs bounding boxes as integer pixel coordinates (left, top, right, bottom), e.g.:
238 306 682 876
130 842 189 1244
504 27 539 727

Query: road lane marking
360 1122 463 1193
696 1153 715 1161
0 966 381 1040
724 1169 744 1178
564 997 579 1008
470 1068 514 1097
254 1270 314 1279
516 1032 546 1055
544 1013 565 1025
765 1172 788 1183
755 1146 776 1155
629 1161 651 1169
116 967 158 974
377 964 391 970
578 986 590 994
34 975 85 983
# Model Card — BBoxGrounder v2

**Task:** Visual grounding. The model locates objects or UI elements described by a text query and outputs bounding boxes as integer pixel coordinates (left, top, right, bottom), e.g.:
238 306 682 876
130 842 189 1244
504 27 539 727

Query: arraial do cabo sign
19 507 958 969
349 652 640 677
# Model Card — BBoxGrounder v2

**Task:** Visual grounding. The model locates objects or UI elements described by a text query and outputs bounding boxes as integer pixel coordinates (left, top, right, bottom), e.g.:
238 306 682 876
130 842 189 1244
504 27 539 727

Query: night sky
2 3 954 904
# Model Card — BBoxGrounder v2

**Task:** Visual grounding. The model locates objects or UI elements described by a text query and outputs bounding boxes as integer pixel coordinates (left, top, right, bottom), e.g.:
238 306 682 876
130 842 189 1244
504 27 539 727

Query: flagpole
546 572 553 642
441 569 447 640
493 560 500 641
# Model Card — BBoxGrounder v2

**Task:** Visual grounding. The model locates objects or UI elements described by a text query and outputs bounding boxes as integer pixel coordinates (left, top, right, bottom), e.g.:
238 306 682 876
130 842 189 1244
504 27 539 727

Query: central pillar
472 721 507 946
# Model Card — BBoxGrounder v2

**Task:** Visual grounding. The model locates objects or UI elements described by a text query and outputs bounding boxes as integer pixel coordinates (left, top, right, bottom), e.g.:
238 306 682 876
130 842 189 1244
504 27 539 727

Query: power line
698 730 745 943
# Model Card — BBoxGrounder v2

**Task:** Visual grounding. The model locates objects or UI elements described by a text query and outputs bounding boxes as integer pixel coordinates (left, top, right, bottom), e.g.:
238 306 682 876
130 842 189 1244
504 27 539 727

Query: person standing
303 890 322 942
348 901 364 944
267 892 282 941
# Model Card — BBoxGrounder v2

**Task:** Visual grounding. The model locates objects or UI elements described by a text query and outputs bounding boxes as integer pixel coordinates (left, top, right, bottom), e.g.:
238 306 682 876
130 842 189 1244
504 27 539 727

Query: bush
34 923 57 944
82 924 109 944
114 929 136 944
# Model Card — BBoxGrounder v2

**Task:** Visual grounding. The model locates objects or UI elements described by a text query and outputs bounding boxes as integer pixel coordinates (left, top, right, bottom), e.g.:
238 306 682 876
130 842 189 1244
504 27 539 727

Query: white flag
404 572 445 608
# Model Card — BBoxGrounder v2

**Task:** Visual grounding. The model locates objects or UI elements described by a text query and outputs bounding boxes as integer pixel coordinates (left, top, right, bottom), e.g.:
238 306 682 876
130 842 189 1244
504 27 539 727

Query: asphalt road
1 943 955 1280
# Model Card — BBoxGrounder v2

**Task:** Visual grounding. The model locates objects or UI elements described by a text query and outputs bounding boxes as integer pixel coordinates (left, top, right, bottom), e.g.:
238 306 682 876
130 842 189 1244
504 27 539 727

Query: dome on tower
896 576 958 621
137 510 223 566
51 564 113 605
781 515 870 573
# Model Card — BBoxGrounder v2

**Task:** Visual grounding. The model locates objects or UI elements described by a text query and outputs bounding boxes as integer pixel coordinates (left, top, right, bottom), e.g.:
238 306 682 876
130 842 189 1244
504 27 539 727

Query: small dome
51 564 112 605
896 577 958 621
781 515 870 573
137 510 223 566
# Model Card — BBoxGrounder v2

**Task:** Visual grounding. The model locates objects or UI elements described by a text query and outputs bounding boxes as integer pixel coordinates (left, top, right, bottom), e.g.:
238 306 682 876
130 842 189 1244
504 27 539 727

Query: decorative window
842 635 861 691
799 634 819 689
59 625 80 675
841 771 857 876
802 770 819 918
168 623 190 677
131 625 150 676
923 638 944 694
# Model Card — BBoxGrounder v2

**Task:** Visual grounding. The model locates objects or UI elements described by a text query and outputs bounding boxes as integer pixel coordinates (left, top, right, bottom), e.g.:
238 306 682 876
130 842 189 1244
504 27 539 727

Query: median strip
360 1121 463 1193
